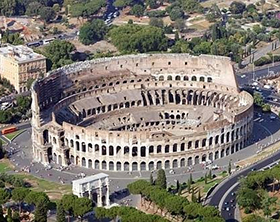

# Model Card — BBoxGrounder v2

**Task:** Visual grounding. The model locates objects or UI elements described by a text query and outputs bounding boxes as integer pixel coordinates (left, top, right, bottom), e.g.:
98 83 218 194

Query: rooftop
0 44 45 63
72 173 109 185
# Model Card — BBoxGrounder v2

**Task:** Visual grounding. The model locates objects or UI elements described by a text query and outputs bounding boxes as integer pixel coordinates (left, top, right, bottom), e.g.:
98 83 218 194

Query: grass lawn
0 138 7 145
0 159 13 173
15 173 72 200
4 129 24 141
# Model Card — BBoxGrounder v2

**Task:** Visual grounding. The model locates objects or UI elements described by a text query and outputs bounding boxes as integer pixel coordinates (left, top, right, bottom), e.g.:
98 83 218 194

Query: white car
241 74 246 78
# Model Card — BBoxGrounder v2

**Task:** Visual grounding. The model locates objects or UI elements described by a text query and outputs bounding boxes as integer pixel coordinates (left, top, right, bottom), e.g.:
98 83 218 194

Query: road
208 149 280 222
241 40 280 66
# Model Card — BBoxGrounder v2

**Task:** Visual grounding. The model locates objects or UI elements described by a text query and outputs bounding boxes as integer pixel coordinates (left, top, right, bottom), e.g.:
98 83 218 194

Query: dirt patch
70 39 118 54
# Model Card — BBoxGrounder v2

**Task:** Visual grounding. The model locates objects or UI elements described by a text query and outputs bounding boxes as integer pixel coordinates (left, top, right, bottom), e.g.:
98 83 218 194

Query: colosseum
31 54 254 172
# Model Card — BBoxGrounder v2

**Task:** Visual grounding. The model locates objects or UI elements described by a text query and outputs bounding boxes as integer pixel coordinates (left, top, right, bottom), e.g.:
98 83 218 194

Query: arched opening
132 162 138 171
149 162 154 171
194 156 199 164
159 75 164 81
76 141 80 151
172 159 178 168
157 161 162 169
187 157 192 166
124 146 129 156
82 157 86 167
180 158 185 167
102 146 106 155
199 76 205 82
109 146 114 156
117 162 121 171
88 159 92 168
43 130 49 144
165 160 170 169
95 160 100 169
209 153 213 161
157 145 161 153
140 162 146 171
132 147 138 157
191 76 197 81
149 146 154 154
109 161 114 170
165 145 169 153
202 154 206 162
47 147 52 163
82 142 86 152
140 146 146 157
175 75 181 80
124 162 129 171
102 161 107 170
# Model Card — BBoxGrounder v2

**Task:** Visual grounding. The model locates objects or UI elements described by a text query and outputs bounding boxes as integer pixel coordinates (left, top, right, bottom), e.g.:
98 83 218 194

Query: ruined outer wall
31 54 253 171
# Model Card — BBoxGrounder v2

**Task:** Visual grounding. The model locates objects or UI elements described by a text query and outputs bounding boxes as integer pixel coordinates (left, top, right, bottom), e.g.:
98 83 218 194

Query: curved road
208 148 280 221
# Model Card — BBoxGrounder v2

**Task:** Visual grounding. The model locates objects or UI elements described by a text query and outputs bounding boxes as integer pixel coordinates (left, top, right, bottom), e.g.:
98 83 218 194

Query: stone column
88 183 92 200
105 177 110 206
98 179 102 207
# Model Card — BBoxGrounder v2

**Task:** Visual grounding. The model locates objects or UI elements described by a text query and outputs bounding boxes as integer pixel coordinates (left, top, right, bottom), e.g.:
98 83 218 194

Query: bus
1 126 17 135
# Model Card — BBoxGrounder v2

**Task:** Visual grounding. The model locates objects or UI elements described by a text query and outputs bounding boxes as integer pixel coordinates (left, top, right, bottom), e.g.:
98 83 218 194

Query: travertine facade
31 54 254 171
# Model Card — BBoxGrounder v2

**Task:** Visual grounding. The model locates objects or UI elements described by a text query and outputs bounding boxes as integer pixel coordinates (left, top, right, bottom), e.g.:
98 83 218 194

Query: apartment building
0 44 46 93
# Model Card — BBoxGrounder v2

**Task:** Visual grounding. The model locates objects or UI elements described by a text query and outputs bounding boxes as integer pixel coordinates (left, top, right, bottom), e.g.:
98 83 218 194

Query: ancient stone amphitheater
31 54 254 171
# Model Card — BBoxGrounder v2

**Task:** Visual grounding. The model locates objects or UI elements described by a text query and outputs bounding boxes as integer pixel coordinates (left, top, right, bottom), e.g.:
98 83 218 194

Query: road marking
218 182 239 211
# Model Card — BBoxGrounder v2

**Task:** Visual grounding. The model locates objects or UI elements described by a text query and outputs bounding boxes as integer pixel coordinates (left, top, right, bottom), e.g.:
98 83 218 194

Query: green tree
7 207 12 222
0 206 5 222
12 188 30 212
73 197 93 221
56 201 66 222
187 178 191 193
191 189 197 203
130 4 144 17
174 19 186 32
261 193 277 218
12 211 20 222
39 7 56 23
197 189 201 203
26 2 43 16
113 0 132 8
243 214 266 222
229 1 246 14
262 104 271 112
109 24 167 53
79 19 108 45
169 6 183 21
149 17 164 28
253 92 264 107
182 0 204 13
45 40 76 69
61 194 78 222
237 187 262 210
34 198 48 222
26 78 35 90
155 169 167 189
0 188 10 204
228 161 232 175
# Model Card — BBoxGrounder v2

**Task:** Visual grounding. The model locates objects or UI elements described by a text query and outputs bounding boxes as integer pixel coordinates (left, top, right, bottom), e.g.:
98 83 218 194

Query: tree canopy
79 19 108 45
108 24 168 53
44 40 76 69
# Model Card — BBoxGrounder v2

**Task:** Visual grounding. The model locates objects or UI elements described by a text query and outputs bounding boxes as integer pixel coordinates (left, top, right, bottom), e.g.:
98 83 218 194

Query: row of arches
158 75 213 83
65 141 245 171
77 88 239 123
63 122 250 157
